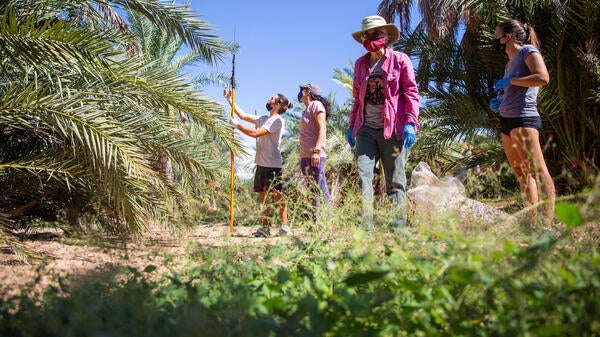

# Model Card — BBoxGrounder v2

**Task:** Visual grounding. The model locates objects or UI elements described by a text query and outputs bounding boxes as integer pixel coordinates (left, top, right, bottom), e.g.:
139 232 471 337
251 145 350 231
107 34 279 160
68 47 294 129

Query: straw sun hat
352 15 400 44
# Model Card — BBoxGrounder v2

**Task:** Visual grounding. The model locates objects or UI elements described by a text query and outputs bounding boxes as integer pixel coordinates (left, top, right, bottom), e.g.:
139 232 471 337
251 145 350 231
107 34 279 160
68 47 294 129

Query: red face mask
362 36 386 52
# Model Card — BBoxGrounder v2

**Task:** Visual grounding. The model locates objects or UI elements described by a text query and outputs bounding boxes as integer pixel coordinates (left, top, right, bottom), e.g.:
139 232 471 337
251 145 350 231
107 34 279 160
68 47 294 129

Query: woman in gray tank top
492 19 556 228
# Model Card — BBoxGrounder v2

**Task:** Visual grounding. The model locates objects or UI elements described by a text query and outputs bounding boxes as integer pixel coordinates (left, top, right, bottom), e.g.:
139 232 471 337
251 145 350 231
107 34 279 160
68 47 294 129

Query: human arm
234 123 270 138
223 88 259 125
398 53 420 130
512 51 549 87
347 59 363 147
311 111 327 166
495 49 549 89
234 115 281 139
347 85 359 148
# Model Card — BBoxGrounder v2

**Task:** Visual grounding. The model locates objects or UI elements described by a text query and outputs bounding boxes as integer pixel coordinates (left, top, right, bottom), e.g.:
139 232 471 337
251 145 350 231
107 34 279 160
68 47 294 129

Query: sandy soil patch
0 223 292 299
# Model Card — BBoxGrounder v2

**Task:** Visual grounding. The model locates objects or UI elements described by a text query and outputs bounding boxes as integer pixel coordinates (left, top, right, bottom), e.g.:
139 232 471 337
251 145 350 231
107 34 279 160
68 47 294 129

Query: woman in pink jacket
347 15 420 232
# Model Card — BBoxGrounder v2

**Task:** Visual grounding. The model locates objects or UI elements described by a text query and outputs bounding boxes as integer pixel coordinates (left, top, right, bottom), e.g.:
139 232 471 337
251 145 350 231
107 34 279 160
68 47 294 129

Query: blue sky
187 1 416 172
191 0 386 111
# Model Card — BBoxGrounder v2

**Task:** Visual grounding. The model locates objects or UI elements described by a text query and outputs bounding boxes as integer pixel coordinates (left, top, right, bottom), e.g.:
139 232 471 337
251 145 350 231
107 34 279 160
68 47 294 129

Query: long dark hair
497 19 541 49
309 93 332 120
275 94 293 114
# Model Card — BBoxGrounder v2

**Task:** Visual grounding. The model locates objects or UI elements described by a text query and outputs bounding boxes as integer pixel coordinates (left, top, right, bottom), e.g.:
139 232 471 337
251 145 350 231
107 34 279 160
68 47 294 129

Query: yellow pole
229 54 236 235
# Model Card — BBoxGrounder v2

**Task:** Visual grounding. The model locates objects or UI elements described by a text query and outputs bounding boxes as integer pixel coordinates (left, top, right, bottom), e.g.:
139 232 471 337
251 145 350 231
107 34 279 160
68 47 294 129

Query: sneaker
277 225 291 236
252 226 270 238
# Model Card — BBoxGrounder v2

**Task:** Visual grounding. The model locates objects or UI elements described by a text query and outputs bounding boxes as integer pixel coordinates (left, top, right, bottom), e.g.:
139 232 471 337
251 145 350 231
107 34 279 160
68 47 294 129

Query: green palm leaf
1 5 243 235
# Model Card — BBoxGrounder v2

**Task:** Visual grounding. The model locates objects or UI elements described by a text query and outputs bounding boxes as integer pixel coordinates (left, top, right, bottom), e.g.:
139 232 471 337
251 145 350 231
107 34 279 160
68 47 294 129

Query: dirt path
0 223 291 299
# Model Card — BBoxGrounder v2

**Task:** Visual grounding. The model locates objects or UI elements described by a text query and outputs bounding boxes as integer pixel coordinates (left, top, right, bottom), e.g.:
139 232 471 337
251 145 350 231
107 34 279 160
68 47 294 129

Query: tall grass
1 186 598 336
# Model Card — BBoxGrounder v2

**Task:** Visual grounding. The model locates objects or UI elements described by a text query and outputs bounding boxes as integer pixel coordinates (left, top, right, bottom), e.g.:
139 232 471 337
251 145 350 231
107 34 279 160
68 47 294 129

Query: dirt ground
1 218 598 301
0 223 292 299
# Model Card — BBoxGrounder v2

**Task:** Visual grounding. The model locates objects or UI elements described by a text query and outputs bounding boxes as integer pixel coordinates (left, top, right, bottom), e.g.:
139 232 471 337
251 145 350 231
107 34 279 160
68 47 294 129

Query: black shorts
253 166 283 192
500 116 542 135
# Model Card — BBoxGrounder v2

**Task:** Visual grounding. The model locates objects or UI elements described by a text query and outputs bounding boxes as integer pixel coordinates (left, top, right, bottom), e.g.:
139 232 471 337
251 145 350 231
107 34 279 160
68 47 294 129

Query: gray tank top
499 45 541 118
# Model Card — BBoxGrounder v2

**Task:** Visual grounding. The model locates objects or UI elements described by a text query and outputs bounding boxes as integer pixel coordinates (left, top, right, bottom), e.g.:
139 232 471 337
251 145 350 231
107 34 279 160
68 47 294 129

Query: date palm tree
0 0 243 246
377 0 599 189
127 7 241 213
128 6 236 174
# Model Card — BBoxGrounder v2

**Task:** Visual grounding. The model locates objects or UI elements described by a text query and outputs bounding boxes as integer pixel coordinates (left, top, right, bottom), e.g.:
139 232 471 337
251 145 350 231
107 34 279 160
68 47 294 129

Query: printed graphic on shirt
366 74 385 105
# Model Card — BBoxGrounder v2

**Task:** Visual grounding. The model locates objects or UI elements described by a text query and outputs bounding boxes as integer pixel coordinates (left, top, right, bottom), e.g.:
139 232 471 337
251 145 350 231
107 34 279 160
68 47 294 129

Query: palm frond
5 0 233 63
110 0 231 64
0 9 125 79
1 5 244 234
377 0 412 31
331 60 355 96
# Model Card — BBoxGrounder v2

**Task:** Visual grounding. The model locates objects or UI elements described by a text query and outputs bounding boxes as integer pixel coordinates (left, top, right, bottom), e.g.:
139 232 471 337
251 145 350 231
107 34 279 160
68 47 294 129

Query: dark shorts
253 166 283 192
500 116 543 135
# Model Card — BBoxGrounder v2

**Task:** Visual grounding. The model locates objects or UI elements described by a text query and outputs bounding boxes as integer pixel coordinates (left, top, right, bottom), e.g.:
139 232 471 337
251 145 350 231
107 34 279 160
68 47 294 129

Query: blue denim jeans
355 125 408 228
300 157 332 222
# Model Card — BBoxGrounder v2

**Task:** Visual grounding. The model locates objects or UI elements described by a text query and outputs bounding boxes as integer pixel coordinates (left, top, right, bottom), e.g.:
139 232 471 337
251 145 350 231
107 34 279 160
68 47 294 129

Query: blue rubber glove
346 128 355 148
489 97 502 113
494 78 511 90
402 123 416 149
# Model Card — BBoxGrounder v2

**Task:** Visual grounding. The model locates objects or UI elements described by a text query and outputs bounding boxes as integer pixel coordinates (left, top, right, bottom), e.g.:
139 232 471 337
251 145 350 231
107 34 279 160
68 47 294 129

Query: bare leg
516 128 556 226
258 191 271 227
272 190 288 226
502 128 556 227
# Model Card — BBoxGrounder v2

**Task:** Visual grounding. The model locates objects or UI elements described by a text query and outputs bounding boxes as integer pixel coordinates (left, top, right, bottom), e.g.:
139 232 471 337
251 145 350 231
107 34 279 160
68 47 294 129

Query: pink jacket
349 49 420 140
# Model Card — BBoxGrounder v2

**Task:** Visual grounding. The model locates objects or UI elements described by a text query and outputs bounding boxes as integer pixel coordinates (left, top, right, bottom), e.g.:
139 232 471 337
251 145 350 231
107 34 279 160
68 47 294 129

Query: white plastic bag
407 162 515 227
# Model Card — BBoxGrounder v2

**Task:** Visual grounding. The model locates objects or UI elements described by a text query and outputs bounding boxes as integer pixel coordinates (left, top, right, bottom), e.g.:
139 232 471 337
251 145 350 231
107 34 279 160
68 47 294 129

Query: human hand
223 88 232 103
311 153 321 167
493 78 511 90
228 116 239 127
402 123 416 149
346 129 355 148
489 97 502 113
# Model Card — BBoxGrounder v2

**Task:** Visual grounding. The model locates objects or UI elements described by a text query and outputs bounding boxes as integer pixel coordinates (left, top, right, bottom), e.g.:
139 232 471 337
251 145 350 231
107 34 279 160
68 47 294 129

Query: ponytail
498 19 541 49
276 94 292 114
523 23 541 49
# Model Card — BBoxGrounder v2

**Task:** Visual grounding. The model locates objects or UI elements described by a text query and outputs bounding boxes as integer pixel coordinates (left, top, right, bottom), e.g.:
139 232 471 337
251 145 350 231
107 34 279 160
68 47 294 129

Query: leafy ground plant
0 197 598 337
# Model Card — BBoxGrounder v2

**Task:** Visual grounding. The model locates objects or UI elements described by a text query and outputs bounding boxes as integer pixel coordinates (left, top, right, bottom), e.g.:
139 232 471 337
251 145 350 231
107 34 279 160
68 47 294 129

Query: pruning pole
229 52 236 235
